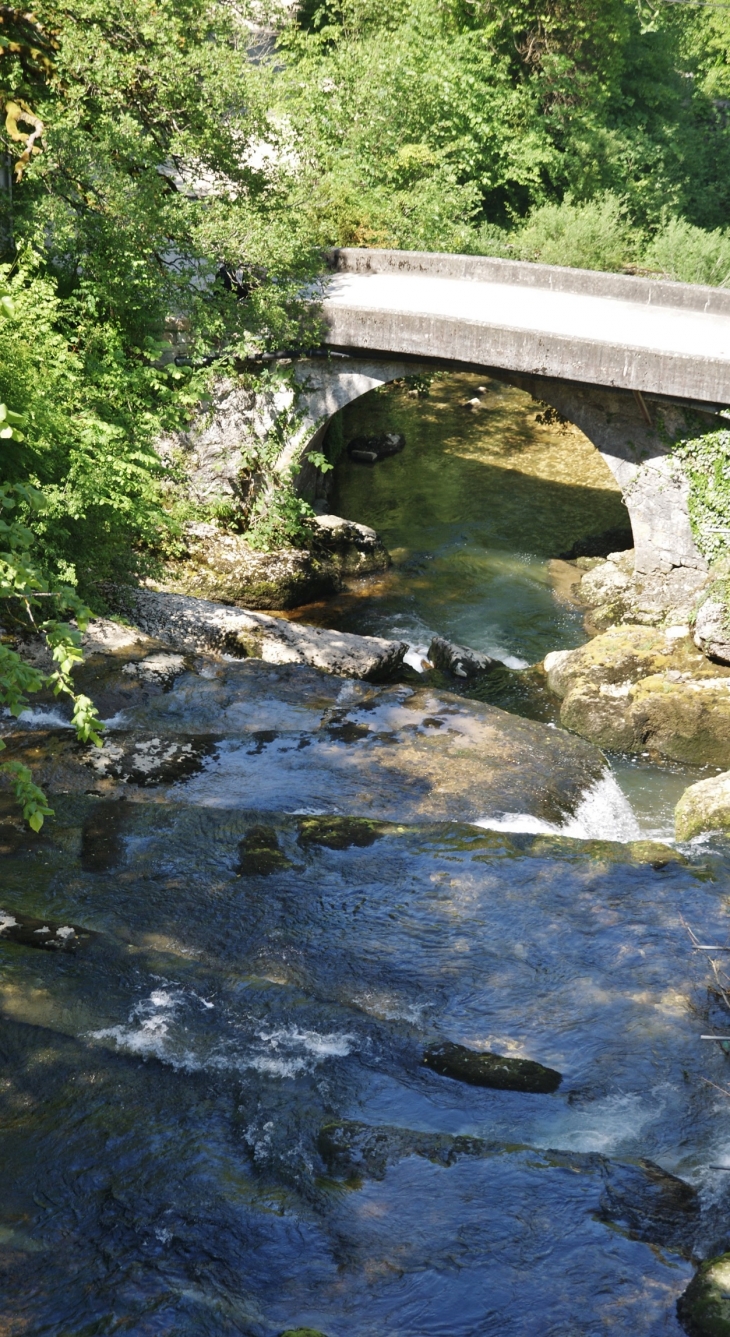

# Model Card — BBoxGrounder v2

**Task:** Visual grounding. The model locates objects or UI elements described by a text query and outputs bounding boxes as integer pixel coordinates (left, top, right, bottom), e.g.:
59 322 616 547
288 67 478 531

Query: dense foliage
4 0 730 821
276 0 730 271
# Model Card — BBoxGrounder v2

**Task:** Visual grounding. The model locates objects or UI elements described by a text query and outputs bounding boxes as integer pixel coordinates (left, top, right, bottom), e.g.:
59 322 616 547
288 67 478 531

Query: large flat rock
2 659 607 827
114 587 407 680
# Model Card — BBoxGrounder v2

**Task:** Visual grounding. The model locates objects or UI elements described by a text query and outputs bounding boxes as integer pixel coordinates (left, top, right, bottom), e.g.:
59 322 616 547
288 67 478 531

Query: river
0 372 729 1335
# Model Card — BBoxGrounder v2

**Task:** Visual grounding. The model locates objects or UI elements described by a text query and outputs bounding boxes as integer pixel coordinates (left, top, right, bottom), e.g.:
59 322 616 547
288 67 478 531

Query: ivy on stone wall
674 426 730 565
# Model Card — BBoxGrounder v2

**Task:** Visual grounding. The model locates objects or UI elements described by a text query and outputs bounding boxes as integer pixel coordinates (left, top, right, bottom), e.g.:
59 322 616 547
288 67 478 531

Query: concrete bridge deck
321 249 730 406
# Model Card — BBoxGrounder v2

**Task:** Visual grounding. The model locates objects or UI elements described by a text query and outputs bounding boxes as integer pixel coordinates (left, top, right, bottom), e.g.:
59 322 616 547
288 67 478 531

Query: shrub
644 217 730 287
512 194 640 272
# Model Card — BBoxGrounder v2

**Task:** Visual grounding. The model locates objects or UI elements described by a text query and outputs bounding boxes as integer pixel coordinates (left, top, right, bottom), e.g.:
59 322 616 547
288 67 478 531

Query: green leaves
0 478 104 829
0 402 27 441
0 758 54 831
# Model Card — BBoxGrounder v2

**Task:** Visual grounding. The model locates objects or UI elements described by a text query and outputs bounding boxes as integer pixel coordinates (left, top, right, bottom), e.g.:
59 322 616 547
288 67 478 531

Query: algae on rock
545 625 730 765
675 771 730 841
678 1253 730 1337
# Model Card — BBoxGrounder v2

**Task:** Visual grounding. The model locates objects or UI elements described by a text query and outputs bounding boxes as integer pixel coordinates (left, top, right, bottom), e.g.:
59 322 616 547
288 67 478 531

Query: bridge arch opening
292 363 633 670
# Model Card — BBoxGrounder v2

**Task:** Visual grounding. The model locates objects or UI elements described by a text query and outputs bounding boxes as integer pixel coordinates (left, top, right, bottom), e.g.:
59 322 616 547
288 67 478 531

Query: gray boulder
113 587 407 680
694 595 730 665
428 635 500 678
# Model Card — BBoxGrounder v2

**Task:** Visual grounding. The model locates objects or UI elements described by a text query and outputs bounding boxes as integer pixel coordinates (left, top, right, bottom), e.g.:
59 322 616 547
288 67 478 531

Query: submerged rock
297 816 386 849
678 1253 730 1336
675 771 730 841
346 431 405 463
318 1121 697 1256
237 825 293 876
544 624 730 765
423 1041 562 1093
428 635 500 679
695 596 730 666
113 587 407 680
0 909 91 951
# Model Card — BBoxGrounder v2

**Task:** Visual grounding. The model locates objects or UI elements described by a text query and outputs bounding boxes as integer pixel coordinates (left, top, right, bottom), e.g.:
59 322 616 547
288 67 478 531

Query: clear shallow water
1 786 730 1335
323 372 630 667
293 372 707 839
1 375 729 1333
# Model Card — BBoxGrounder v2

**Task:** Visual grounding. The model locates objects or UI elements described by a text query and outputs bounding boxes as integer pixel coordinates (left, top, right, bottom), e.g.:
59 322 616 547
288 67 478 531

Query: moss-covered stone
236 825 293 876
675 771 730 841
297 816 386 850
423 1041 562 1093
546 625 730 764
678 1254 730 1336
163 526 341 609
279 1330 329 1337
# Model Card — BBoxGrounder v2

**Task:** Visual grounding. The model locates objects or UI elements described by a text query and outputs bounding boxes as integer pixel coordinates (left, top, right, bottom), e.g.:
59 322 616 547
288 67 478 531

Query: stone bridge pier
282 354 721 621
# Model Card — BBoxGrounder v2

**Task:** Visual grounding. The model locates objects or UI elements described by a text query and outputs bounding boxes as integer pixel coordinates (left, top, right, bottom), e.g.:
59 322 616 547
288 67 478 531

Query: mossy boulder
279 1330 329 1337
297 816 386 850
545 625 730 764
423 1041 562 1093
311 513 390 576
675 771 730 841
162 525 341 609
678 1254 730 1336
236 825 293 876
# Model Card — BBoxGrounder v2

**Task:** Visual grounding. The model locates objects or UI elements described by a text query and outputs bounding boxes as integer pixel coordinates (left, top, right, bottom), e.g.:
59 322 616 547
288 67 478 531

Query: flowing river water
2 373 730 1335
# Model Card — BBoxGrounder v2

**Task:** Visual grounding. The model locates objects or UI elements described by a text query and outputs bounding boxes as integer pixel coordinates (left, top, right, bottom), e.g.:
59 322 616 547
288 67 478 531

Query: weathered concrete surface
112 587 407 680
322 248 730 403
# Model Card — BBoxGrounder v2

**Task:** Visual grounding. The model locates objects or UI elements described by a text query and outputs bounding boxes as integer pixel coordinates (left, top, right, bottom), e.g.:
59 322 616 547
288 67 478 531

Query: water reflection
321 372 630 665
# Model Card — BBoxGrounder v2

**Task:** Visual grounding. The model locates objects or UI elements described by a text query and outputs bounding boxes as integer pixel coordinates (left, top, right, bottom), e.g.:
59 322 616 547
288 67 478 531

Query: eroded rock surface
2 661 608 826
545 624 730 764
112 587 407 680
571 543 712 630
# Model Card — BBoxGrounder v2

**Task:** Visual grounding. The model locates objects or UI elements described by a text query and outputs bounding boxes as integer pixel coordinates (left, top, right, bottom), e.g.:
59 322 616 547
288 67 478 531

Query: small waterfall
475 771 642 843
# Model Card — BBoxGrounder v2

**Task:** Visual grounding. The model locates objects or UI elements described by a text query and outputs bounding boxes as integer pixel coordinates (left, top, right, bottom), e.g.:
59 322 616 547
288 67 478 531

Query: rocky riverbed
3 370 730 1335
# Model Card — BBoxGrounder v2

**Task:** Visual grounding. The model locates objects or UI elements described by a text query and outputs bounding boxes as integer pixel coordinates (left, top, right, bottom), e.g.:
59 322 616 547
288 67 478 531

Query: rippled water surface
1 373 729 1335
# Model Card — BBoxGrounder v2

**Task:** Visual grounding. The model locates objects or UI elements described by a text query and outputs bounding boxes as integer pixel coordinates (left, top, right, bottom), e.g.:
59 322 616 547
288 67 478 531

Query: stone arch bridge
277 247 730 619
